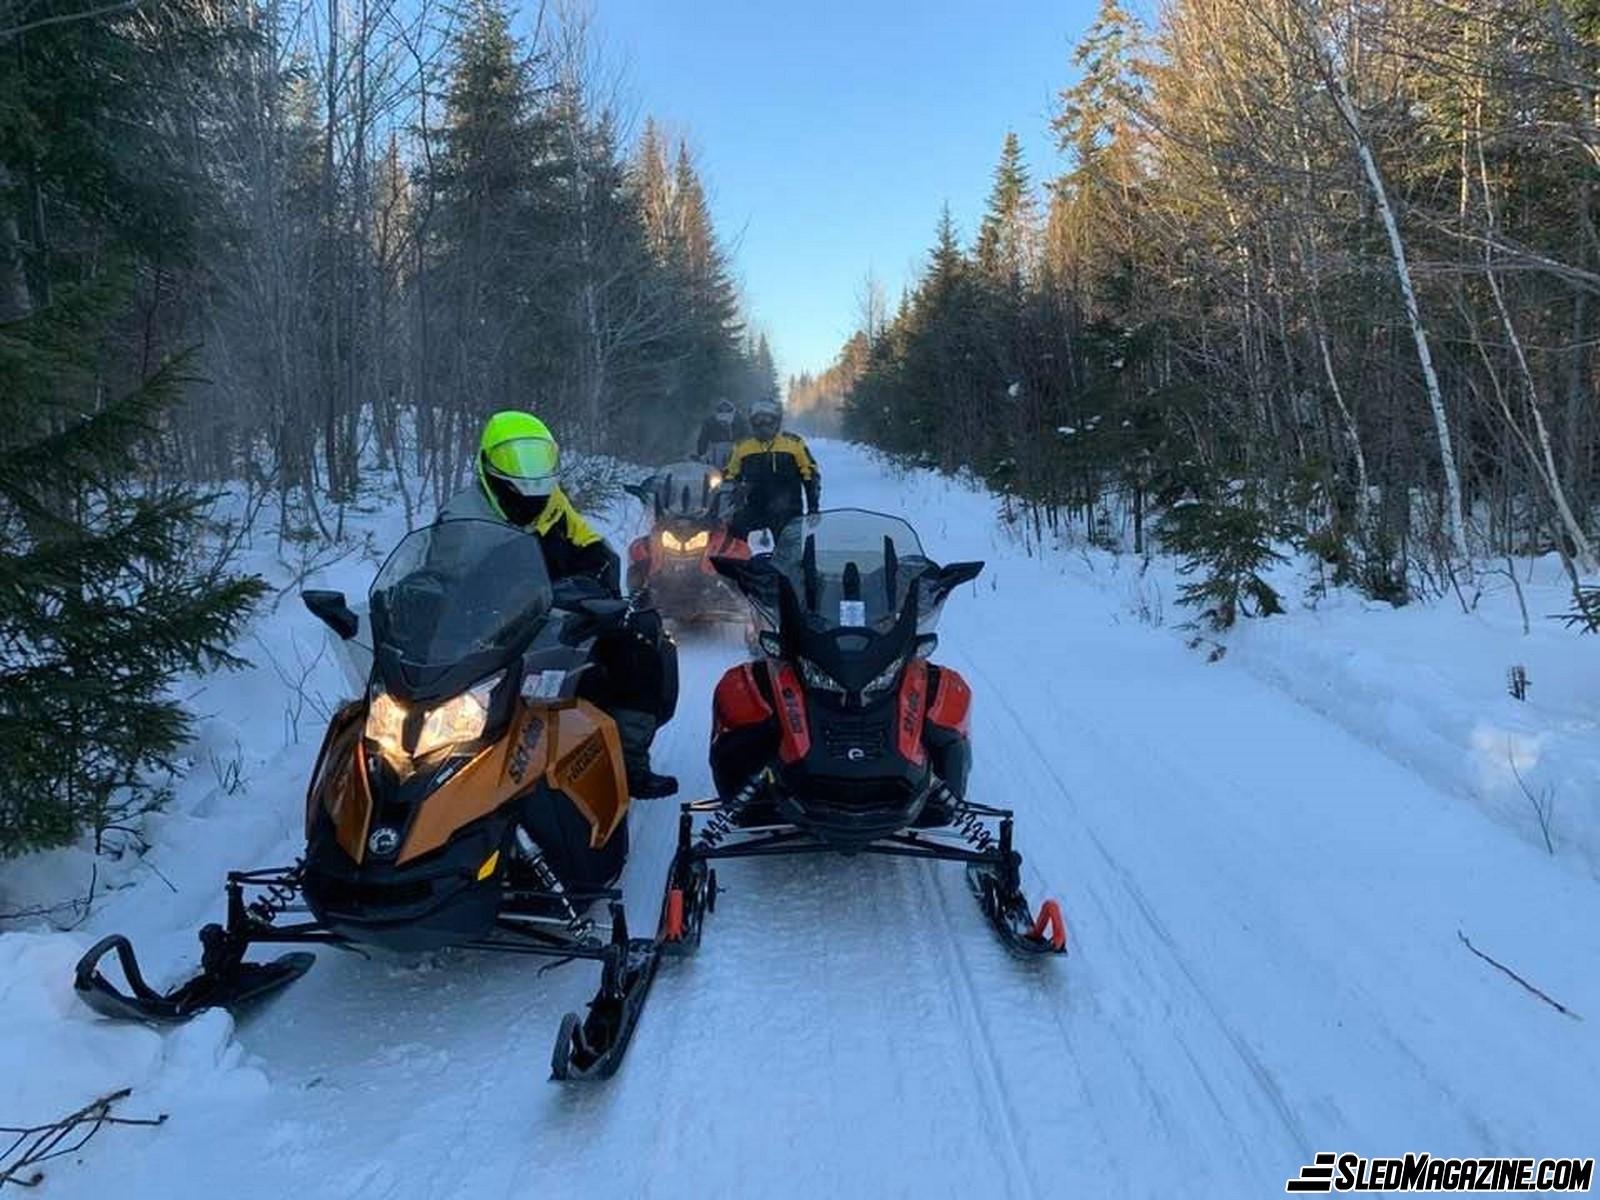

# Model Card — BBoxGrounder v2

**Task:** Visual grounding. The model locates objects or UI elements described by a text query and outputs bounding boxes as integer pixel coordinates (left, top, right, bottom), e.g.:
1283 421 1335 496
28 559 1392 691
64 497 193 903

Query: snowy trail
22 441 1600 1198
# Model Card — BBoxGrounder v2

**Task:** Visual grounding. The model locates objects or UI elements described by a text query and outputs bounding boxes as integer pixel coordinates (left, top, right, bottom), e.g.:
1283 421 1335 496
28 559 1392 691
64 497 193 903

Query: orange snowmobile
74 519 660 1081
625 461 750 627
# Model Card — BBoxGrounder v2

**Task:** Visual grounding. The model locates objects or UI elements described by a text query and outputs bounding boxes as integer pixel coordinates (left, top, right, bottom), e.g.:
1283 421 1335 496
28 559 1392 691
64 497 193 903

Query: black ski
549 903 662 1082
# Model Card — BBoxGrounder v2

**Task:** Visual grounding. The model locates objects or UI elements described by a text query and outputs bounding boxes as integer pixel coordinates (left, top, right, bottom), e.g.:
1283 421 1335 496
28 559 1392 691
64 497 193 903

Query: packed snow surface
4 441 1598 1198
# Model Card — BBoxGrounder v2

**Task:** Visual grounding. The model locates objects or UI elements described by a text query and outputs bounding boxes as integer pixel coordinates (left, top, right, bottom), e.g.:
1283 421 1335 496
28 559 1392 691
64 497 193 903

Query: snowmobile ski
74 931 314 1024
967 864 1068 957
658 790 1068 961
549 902 662 1082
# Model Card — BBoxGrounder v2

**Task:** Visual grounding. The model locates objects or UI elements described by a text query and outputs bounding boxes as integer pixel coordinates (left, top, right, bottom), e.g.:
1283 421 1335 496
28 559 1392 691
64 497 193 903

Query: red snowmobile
657 509 1068 959
625 461 749 628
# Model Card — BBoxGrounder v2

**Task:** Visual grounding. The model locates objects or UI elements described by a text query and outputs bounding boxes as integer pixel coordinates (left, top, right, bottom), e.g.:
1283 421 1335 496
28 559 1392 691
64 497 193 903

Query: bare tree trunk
1303 5 1470 562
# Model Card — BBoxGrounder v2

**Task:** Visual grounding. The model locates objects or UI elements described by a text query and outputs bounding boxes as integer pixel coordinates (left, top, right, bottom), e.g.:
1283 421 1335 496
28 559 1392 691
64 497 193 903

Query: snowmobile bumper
301 827 507 955
647 568 745 625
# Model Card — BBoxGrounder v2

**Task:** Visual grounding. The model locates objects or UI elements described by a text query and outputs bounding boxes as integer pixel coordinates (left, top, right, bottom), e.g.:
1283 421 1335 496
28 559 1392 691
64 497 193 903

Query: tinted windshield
651 461 724 518
772 509 934 632
369 520 552 670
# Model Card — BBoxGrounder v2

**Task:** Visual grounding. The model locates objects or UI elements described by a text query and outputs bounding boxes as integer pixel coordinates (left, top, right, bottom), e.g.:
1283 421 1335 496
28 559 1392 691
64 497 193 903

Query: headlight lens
365 690 407 759
660 530 683 551
414 671 501 758
685 530 709 551
861 654 907 698
797 657 844 693
364 671 503 768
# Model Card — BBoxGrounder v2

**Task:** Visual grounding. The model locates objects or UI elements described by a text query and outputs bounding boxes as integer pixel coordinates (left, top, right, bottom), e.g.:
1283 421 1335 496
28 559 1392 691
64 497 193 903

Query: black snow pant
580 606 679 778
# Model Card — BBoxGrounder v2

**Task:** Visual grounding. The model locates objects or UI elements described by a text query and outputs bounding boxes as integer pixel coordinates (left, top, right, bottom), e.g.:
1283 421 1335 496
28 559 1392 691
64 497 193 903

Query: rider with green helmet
439 411 679 799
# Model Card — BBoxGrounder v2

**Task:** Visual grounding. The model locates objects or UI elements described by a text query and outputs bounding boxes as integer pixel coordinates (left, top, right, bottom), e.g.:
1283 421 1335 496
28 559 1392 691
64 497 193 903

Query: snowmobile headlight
365 690 408 760
413 671 503 759
684 530 709 551
660 530 683 551
797 657 845 694
861 654 908 699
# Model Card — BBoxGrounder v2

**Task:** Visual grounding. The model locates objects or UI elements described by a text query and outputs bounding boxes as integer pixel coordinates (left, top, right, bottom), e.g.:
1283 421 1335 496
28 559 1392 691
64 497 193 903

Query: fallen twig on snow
0 1088 167 1189
1458 930 1580 1020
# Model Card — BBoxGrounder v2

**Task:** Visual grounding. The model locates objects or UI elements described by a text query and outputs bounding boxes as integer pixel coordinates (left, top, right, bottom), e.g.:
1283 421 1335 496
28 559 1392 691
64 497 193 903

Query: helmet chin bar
486 473 552 526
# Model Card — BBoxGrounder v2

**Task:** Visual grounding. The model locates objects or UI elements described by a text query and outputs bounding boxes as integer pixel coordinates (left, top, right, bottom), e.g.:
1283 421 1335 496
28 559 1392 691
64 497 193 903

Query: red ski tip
1029 899 1067 952
664 889 685 942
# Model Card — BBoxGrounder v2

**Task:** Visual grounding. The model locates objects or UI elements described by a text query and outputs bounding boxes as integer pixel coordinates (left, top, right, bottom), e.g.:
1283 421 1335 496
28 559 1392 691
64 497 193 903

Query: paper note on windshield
839 600 866 626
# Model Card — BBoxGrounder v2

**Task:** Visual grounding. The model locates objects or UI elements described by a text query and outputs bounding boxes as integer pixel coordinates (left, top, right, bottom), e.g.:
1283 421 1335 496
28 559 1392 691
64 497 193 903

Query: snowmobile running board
658 795 1069 959
72 866 662 1085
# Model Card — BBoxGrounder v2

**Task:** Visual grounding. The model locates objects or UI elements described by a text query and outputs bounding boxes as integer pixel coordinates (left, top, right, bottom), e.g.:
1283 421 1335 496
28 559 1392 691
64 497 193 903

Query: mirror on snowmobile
914 632 939 659
932 560 985 599
758 630 783 657
302 589 359 640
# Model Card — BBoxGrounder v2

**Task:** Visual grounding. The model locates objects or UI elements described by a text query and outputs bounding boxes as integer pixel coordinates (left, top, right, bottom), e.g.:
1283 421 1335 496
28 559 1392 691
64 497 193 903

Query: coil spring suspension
698 772 766 850
947 794 998 856
244 862 305 925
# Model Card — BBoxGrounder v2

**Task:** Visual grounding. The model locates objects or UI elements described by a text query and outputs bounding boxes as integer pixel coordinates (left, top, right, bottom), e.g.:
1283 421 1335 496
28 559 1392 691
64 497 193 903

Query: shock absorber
514 827 593 941
698 771 767 850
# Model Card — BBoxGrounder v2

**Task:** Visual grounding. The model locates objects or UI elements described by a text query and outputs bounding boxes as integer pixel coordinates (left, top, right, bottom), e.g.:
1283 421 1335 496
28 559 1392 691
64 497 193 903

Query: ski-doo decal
768 661 812 763
549 702 629 848
927 666 972 737
897 660 929 766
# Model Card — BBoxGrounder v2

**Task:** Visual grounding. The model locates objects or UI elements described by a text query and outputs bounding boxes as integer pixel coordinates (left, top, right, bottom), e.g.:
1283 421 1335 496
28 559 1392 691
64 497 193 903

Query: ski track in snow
11 441 1600 1199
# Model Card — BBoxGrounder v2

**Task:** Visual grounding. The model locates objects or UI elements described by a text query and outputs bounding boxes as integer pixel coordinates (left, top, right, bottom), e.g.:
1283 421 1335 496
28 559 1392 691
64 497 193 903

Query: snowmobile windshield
772 509 935 634
650 461 725 519
368 519 553 700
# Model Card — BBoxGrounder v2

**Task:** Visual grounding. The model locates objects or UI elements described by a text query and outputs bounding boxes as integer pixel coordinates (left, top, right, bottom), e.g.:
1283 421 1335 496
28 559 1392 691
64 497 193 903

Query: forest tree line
0 0 767 856
822 0 1600 625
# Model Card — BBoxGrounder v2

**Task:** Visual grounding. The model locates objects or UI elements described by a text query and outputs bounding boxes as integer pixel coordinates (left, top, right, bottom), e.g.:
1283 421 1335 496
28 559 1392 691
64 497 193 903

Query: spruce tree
0 283 266 856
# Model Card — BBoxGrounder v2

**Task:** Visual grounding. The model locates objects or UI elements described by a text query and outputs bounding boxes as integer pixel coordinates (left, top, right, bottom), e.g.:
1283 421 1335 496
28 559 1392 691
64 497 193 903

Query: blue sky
590 0 1099 379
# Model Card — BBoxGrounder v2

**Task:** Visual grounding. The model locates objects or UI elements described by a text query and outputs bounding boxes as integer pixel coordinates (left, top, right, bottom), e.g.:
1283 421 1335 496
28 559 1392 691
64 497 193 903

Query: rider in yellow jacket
438 411 677 797
723 397 821 539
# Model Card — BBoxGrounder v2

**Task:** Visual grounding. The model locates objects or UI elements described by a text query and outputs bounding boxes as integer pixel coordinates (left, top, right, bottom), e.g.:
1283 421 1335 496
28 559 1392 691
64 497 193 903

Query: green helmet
479 411 560 501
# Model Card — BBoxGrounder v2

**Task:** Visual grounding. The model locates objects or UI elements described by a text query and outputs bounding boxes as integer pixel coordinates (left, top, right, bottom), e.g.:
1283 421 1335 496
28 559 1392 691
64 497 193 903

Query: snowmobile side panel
896 661 930 767
713 663 772 736
768 662 811 763
306 702 370 863
927 666 972 736
549 701 628 849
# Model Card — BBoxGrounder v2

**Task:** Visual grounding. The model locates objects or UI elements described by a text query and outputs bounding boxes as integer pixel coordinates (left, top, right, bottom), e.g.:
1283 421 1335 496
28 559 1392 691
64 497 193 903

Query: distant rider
696 398 748 466
438 411 679 798
724 397 821 541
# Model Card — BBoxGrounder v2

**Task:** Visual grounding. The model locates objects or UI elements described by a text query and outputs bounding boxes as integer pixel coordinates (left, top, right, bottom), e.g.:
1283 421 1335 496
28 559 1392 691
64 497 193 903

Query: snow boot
612 708 678 799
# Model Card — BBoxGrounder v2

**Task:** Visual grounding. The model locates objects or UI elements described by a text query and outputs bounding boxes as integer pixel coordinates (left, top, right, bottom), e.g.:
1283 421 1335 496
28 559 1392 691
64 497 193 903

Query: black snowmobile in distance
72 518 661 1082
658 508 1068 958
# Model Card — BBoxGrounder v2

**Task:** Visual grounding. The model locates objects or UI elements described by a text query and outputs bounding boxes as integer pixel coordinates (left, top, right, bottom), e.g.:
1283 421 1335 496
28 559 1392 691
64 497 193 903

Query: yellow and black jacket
724 433 821 530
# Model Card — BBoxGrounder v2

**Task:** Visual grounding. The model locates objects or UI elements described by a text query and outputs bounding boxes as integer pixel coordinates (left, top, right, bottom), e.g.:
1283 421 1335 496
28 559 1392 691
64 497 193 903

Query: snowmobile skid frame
656 780 1068 959
72 864 661 1084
